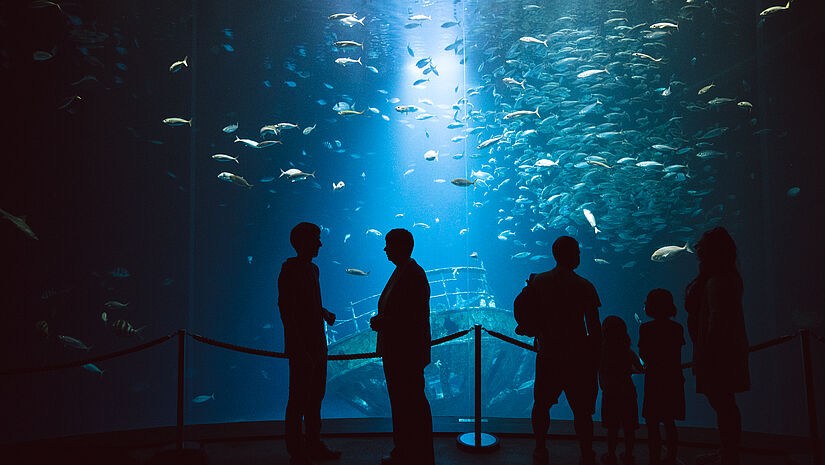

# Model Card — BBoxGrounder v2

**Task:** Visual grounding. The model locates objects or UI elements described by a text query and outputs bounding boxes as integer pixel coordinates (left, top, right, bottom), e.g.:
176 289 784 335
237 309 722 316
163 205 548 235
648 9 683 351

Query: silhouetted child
600 316 643 465
639 289 686 465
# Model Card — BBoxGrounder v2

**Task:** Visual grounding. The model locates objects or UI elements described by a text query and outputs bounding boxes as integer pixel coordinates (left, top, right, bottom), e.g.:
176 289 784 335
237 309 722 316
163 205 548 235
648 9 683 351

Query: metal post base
456 432 500 453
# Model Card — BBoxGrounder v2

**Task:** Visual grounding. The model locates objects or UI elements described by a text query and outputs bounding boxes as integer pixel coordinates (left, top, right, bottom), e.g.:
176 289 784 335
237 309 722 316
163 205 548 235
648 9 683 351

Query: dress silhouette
600 315 642 465
639 288 685 465
370 228 434 465
685 227 749 465
278 222 340 465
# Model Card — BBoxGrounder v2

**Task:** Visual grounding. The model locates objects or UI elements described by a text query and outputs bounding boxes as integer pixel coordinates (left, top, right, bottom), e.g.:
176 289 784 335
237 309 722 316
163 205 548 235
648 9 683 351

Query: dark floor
2 419 817 465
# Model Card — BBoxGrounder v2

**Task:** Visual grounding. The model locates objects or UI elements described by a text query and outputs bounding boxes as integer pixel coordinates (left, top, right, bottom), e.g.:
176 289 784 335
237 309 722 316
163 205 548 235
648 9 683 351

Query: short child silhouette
639 289 686 465
599 315 642 465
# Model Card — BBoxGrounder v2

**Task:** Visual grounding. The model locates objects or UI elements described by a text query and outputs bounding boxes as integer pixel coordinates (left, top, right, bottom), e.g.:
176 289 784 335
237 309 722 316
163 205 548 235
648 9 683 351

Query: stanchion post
456 325 499 453
475 324 481 448
800 329 822 465
177 329 186 451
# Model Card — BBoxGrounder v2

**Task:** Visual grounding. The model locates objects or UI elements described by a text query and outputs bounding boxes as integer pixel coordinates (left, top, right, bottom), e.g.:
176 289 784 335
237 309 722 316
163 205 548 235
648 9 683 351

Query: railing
1 328 822 464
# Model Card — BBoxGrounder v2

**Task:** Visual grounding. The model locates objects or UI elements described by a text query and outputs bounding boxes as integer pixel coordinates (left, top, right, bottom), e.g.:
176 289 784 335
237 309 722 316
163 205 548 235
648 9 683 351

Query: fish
424 150 438 161
512 252 531 259
534 159 558 167
582 208 601 234
234 136 259 148
594 259 610 265
697 83 715 95
503 107 540 119
412 78 429 86
586 160 613 169
333 181 345 191
33 48 55 61
413 223 430 229
708 97 735 105
212 154 239 164
279 168 315 180
104 301 129 309
737 101 753 111
334 41 363 49
760 1 791 16
334 57 362 66
632 52 661 62
163 117 191 126
409 14 430 21
82 364 104 377
366 65 378 73
650 22 678 29
519 36 548 47
169 56 188 72
395 105 420 113
344 233 351 242
477 135 503 149
256 141 282 148
328 12 356 20
0 207 38 240
365 229 382 237
451 178 476 187
651 242 694 262
415 57 432 68
502 77 526 89
36 320 49 337
407 43 415 56
339 15 365 26
58 335 92 351
576 68 609 78
338 109 365 115
441 21 460 28
345 268 369 276
222 123 239 133
110 319 145 337
192 394 215 404
217 172 253 188
302 124 316 135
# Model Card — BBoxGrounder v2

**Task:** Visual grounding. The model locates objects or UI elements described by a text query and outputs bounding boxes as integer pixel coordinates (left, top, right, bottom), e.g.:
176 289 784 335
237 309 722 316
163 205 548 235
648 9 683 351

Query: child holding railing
639 289 686 465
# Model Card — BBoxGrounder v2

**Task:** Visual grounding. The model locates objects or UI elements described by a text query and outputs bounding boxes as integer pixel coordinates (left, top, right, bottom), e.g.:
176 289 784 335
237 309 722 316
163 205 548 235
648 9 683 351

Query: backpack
513 273 539 337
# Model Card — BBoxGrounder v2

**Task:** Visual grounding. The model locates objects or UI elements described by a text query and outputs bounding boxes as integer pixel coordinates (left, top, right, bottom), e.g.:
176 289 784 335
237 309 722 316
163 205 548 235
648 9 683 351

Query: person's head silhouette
645 288 677 320
290 222 322 259
384 228 414 266
602 315 630 349
695 226 737 275
552 235 580 269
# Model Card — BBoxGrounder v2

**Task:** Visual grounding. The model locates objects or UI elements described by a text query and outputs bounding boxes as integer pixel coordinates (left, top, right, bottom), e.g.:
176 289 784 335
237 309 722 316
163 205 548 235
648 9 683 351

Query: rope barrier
432 328 472 346
188 333 288 359
0 327 803 376
328 328 474 361
483 328 537 352
0 333 176 376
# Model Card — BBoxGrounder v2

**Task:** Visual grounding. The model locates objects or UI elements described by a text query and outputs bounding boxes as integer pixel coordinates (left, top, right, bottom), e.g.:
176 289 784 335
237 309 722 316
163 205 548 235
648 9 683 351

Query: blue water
1 0 823 444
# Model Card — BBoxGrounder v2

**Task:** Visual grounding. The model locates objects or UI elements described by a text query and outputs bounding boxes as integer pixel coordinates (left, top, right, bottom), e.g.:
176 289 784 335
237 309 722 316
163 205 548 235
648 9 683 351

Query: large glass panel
1 0 823 444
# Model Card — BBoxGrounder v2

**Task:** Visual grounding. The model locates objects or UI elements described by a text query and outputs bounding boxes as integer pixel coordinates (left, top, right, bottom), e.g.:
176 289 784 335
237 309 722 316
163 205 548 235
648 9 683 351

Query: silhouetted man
530 236 602 465
278 222 341 465
370 228 434 465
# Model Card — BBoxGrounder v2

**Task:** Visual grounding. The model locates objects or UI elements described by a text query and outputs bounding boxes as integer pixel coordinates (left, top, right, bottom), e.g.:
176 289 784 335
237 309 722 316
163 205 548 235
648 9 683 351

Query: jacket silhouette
375 257 431 369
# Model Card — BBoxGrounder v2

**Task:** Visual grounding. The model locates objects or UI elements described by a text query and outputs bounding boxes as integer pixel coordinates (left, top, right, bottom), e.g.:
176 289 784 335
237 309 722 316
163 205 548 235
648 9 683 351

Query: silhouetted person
639 289 685 465
685 227 749 465
529 236 602 465
370 228 434 465
278 222 341 465
599 315 643 465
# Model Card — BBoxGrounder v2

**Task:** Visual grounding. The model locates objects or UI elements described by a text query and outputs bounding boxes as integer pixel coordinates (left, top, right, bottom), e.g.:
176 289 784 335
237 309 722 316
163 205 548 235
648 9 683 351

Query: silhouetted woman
685 227 749 465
